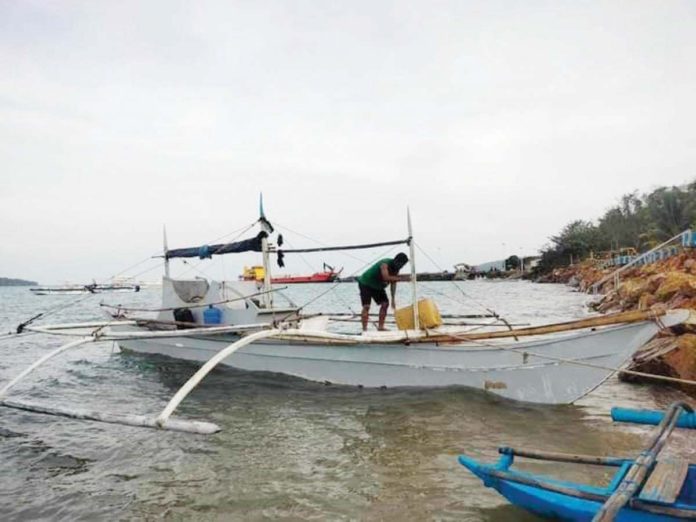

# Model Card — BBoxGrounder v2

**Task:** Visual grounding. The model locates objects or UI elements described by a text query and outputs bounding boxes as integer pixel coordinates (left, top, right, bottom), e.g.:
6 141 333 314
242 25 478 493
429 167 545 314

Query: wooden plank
486 468 607 502
638 459 689 504
594 403 686 521
631 498 696 519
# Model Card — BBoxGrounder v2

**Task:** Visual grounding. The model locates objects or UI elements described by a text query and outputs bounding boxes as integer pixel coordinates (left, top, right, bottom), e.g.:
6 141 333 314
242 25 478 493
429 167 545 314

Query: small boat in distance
459 401 696 521
30 283 141 295
240 263 342 284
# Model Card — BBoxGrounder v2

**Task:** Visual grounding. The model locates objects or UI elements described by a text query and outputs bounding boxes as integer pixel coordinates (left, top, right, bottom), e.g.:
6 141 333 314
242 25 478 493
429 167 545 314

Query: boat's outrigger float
0 324 287 434
2 198 694 434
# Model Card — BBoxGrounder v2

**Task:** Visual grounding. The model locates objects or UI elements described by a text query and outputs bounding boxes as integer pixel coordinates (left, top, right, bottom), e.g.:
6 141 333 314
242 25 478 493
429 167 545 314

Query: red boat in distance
240 263 343 284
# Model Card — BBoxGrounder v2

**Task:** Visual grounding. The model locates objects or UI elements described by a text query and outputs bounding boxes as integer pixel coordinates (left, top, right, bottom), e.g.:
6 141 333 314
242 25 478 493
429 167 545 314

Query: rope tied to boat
15 312 44 334
643 305 671 333
10 249 167 336
90 323 109 340
496 316 519 341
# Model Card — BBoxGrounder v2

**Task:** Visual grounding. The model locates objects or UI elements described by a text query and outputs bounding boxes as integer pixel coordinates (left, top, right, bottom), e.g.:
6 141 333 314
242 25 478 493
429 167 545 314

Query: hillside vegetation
534 181 696 276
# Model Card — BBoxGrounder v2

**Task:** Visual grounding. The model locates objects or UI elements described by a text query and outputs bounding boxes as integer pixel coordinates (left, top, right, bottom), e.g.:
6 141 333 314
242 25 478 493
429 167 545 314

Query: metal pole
407 207 419 330
261 235 273 308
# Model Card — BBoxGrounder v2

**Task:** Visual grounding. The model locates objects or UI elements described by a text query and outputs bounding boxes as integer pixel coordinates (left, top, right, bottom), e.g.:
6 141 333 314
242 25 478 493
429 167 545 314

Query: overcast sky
2 1 695 284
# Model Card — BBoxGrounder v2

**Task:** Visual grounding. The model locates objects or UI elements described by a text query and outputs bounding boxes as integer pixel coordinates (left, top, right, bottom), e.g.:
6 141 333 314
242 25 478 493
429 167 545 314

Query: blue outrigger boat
459 402 696 521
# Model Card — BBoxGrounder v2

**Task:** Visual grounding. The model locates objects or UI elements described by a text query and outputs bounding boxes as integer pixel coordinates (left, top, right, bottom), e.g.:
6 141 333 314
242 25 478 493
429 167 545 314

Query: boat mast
407 207 420 330
163 225 170 278
259 194 273 308
261 235 273 308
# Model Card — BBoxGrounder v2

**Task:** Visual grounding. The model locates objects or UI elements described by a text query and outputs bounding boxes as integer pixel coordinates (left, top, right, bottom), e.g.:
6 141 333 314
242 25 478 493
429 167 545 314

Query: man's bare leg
378 302 388 331
361 305 370 331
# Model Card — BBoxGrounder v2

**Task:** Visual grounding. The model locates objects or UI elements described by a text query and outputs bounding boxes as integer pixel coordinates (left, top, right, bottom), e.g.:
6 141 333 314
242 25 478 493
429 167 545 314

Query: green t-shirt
358 258 393 289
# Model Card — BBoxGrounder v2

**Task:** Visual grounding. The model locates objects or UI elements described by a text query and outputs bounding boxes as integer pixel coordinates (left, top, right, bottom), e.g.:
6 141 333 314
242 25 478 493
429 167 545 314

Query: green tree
597 192 648 251
534 178 696 278
644 186 696 241
505 255 520 270
550 220 602 258
534 220 602 274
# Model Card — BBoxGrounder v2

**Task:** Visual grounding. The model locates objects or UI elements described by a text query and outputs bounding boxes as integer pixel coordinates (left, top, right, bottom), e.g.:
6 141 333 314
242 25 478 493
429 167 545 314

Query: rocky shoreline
537 251 696 395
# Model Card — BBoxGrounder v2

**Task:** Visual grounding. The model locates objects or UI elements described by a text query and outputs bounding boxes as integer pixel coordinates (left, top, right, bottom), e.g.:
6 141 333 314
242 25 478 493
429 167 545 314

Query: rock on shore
538 250 696 395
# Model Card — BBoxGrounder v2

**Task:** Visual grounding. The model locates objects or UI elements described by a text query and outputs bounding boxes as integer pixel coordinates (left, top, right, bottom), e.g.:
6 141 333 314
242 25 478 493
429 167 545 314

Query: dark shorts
359 283 388 306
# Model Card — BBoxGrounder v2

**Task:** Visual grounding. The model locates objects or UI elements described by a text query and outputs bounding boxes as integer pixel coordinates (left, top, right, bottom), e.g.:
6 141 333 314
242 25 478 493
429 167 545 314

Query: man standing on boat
358 253 409 332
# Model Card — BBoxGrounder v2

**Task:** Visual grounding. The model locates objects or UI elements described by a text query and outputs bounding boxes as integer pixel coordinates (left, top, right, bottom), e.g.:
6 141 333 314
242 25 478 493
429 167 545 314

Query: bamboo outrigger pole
430 308 668 343
0 330 281 434
0 337 94 399
407 207 420 330
156 328 280 428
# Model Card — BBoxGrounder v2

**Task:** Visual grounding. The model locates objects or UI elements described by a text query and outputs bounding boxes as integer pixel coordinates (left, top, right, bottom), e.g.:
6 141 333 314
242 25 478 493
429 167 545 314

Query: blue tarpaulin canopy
165 232 267 260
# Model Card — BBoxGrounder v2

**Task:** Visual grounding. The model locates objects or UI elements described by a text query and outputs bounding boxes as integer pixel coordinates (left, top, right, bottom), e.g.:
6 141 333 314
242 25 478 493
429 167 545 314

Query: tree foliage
535 181 696 275
505 255 520 270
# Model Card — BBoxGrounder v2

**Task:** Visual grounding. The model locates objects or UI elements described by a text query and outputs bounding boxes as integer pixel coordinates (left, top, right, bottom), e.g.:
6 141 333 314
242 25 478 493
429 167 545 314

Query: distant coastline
0 277 38 286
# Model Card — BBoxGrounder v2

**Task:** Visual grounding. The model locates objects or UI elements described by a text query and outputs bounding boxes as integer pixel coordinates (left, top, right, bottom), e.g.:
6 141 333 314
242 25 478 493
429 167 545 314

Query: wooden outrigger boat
1 200 691 434
459 401 696 521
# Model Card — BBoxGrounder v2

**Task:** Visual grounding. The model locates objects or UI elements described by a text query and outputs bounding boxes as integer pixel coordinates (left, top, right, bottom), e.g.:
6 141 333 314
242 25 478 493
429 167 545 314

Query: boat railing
591 229 691 294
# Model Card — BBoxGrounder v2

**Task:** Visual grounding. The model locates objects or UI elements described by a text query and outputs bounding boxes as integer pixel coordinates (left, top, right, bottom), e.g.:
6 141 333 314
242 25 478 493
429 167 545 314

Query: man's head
390 252 409 273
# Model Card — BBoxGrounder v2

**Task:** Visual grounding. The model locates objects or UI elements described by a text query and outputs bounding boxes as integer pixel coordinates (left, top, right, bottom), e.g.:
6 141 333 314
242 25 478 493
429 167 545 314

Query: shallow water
0 281 693 520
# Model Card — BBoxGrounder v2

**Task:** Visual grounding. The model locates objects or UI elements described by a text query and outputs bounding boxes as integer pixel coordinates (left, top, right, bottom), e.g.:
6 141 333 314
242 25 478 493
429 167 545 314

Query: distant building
473 259 506 272
453 263 472 280
524 256 541 270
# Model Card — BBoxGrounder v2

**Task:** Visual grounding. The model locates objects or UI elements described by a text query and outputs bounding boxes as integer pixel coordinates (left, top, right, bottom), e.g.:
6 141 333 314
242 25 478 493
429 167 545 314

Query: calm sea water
0 281 693 521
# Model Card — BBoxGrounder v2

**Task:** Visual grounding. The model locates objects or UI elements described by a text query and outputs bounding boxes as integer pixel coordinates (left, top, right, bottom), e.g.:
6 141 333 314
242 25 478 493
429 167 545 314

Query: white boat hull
115 311 686 405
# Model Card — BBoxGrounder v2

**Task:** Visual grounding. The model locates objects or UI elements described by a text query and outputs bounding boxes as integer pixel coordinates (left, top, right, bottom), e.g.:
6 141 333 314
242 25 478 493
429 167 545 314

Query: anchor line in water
0 331 39 343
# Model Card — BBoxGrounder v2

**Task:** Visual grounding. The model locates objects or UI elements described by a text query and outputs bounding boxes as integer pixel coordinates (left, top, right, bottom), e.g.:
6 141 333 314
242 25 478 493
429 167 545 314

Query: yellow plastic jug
394 299 442 330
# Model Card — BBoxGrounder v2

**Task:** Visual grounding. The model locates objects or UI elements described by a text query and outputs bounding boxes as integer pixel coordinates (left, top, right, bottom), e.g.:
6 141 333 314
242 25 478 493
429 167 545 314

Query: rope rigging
277 238 409 254
413 241 503 318
175 221 258 278
274 243 404 324
273 230 357 316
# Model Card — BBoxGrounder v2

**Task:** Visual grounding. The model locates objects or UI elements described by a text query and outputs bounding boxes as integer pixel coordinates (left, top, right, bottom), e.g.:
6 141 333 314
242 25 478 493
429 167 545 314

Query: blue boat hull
458 455 696 521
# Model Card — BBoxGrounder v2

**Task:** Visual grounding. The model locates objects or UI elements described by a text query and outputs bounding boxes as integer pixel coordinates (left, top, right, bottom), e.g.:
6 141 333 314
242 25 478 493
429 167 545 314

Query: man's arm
390 281 397 309
379 263 404 283
379 263 409 283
